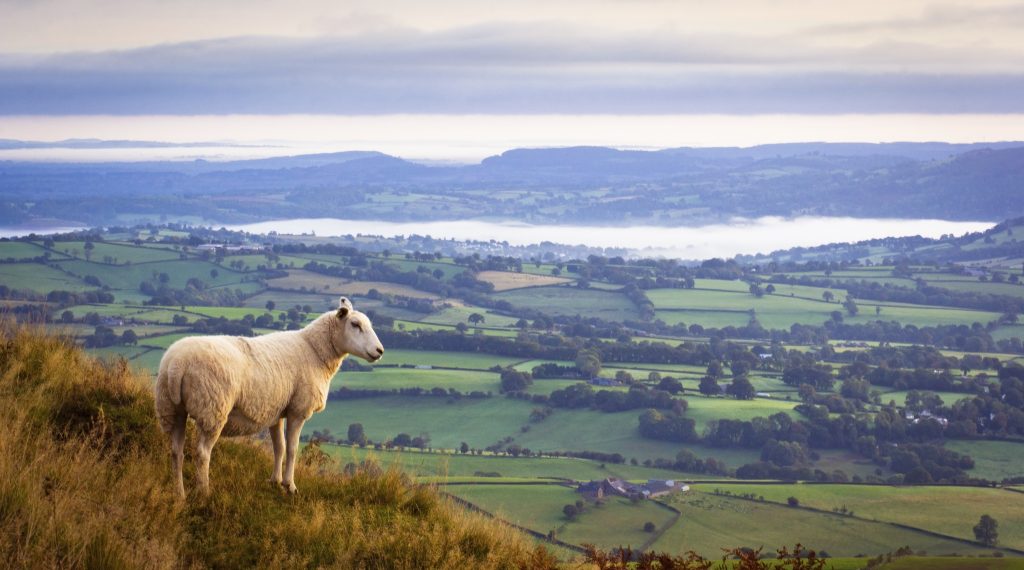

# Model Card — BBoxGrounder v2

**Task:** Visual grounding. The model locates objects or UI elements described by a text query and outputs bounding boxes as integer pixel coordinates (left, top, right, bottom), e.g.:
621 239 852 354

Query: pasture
446 484 676 551
265 270 353 295
654 490 996 557
648 288 1000 330
944 440 1024 481
52 241 183 264
373 348 523 369
509 407 762 467
0 262 93 292
494 286 640 321
54 259 246 291
692 483 1024 550
320 444 695 481
305 396 536 451
476 270 572 291
337 368 502 394
0 241 51 259
421 305 522 327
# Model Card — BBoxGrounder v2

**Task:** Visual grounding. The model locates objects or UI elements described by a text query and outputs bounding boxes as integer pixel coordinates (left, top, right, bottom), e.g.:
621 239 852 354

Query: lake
226 216 994 259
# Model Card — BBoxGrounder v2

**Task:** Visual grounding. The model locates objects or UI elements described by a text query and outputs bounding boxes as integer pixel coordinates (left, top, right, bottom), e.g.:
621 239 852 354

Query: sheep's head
335 297 385 362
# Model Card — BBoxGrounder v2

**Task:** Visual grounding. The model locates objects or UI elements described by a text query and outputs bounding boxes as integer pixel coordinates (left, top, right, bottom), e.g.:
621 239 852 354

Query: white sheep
154 297 384 496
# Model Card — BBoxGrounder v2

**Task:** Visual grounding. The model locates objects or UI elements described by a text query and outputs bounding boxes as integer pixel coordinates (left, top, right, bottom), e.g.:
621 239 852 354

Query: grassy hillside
0 326 558 569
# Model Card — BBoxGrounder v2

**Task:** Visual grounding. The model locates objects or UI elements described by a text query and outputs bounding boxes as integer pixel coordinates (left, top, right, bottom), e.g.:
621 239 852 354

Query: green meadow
494 286 640 321
691 483 1024 550
654 490 997 558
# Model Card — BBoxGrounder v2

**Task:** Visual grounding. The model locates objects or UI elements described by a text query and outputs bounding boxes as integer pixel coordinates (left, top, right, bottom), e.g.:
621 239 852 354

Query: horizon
4 114 1024 163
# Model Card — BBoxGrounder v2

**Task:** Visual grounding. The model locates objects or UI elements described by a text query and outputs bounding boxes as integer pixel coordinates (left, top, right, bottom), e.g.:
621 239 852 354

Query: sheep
154 297 384 496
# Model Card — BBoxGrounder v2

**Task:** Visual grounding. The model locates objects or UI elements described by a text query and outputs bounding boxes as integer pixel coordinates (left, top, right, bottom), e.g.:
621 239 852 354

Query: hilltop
0 326 558 569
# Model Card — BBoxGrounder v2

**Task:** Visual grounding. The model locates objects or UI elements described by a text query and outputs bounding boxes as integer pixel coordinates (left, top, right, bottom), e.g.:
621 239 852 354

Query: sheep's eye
352 322 362 331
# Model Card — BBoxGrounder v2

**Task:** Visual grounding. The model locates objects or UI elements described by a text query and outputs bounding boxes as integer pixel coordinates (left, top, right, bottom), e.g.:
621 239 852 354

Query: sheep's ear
339 296 353 310
336 307 349 319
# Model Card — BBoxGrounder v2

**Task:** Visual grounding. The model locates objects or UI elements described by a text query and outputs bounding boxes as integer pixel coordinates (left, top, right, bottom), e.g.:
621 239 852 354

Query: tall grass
0 325 560 569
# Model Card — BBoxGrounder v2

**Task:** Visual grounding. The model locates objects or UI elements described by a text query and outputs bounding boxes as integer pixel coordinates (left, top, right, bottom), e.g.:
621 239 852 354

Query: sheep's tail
154 357 185 434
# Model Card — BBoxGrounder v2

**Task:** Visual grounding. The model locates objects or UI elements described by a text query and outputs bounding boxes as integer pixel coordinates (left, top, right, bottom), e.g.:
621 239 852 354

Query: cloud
1 24 1023 115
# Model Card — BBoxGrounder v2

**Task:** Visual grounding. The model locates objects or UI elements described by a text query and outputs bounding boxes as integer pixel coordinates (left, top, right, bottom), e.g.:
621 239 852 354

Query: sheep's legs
269 419 285 485
195 424 223 496
170 412 187 497
282 415 307 494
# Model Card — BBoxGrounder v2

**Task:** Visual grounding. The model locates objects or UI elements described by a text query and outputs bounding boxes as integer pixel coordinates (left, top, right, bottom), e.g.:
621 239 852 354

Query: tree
748 283 764 297
459 441 470 454
500 368 533 393
468 313 485 326
698 376 722 396
455 322 469 334
347 423 367 445
60 310 74 324
575 350 602 378
974 515 998 546
120 329 138 346
265 300 276 311
643 521 656 532
83 240 95 261
822 291 834 303
726 376 756 400
787 496 800 507
843 297 859 316
210 268 219 279
706 360 723 380
563 504 579 520
765 284 776 294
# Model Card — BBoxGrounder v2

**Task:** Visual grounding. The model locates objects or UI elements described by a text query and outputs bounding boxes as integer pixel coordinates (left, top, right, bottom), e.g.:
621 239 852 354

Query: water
225 216 994 259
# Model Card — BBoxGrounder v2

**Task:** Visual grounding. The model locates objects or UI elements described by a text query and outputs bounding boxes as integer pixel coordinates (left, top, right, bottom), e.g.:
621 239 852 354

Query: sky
2 0 1024 160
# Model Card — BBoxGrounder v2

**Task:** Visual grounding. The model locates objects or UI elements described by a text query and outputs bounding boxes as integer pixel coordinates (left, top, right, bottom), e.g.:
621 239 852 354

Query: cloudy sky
2 0 1024 159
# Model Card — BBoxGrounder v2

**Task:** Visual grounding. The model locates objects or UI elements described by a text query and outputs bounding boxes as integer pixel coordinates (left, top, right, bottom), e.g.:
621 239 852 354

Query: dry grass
477 271 572 292
0 325 560 569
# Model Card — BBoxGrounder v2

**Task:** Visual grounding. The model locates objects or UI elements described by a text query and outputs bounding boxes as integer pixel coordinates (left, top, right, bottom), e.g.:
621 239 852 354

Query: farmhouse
576 478 689 501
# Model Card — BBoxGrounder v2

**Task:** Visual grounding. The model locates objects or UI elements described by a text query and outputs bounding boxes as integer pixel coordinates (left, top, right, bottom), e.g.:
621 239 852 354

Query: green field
305 396 535 451
877 557 1024 570
0 241 52 259
692 483 1024 550
54 258 246 292
420 305 522 327
139 332 194 349
510 407 761 466
648 288 1000 330
653 490 997 557
53 241 184 264
876 390 975 407
945 440 1024 481
244 290 337 311
494 286 640 321
320 444 699 481
446 484 677 550
338 368 502 393
375 348 523 369
0 262 94 292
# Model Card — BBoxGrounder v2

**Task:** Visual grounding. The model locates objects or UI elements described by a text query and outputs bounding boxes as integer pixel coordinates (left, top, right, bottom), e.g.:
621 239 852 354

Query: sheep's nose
376 347 384 356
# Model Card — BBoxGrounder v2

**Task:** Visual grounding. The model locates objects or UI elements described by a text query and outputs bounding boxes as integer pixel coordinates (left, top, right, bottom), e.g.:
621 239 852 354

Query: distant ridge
2 141 1023 226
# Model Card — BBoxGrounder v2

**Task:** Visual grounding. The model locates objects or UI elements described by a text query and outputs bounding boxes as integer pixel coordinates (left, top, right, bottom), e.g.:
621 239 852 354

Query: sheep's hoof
285 482 298 494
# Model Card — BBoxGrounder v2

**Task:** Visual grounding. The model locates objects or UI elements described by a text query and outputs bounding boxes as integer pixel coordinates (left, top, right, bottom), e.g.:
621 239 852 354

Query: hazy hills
2 141 1023 226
